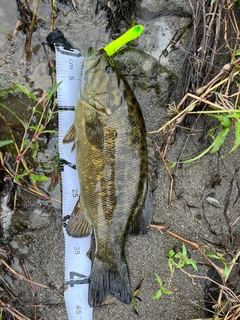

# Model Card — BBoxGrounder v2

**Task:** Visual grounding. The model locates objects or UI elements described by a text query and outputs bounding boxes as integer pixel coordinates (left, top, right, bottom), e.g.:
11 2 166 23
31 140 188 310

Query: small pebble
205 196 220 208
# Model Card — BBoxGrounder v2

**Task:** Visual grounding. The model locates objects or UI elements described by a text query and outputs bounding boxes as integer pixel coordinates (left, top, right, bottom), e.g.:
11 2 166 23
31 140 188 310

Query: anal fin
66 198 92 237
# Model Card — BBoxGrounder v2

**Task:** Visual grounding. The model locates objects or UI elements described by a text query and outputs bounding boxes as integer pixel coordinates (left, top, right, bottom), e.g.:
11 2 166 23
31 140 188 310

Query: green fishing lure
104 25 144 56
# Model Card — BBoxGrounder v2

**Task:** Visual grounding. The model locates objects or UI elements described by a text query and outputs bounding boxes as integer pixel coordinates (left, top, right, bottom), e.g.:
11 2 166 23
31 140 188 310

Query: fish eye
105 65 113 73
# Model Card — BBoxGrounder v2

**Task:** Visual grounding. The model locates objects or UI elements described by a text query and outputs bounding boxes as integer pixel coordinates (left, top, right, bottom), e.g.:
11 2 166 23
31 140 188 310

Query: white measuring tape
55 46 93 320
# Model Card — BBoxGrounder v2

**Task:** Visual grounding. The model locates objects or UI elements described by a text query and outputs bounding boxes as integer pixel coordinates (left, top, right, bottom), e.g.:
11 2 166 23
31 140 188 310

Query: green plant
0 140 14 148
131 279 143 315
168 243 198 272
168 108 240 167
0 82 61 202
206 112 237 154
0 25 12 41
151 224 240 319
152 274 173 300
205 249 238 279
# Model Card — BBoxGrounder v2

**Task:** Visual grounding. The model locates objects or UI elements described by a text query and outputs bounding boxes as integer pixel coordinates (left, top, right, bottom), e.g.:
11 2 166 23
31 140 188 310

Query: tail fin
88 257 132 307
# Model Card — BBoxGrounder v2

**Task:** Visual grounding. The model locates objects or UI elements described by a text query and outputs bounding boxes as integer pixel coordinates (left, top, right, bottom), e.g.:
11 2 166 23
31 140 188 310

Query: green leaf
208 114 231 128
42 130 57 134
155 273 163 286
182 243 187 258
186 259 198 271
173 253 181 259
45 81 62 104
181 143 214 163
152 274 173 300
28 125 40 131
176 260 185 268
0 25 10 35
30 173 37 185
226 112 240 119
0 103 26 127
206 253 220 259
168 258 173 271
13 84 38 101
161 287 173 295
14 175 21 182
131 298 137 309
30 141 39 153
223 264 229 278
210 127 230 153
54 154 60 163
168 249 175 259
152 290 162 300
35 174 49 182
169 162 176 169
0 87 16 97
228 121 240 153
0 140 14 148
230 256 238 264
34 109 44 116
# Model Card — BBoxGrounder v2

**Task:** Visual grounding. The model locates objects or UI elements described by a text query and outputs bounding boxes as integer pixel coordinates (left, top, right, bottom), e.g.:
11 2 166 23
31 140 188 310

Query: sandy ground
0 1 239 319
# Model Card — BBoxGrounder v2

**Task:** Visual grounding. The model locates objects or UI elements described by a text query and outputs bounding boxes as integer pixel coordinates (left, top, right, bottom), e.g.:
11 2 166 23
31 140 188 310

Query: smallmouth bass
63 48 150 307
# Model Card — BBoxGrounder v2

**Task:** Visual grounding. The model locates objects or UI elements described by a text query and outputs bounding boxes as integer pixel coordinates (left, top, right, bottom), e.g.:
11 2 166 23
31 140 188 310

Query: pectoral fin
66 198 92 237
63 124 76 144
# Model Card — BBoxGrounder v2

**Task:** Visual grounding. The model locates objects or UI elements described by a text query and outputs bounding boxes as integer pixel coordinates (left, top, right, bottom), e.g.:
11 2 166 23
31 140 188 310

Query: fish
63 48 150 307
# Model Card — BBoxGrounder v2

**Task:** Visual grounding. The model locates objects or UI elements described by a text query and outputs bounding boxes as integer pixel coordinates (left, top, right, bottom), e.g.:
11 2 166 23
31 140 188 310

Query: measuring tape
55 46 93 320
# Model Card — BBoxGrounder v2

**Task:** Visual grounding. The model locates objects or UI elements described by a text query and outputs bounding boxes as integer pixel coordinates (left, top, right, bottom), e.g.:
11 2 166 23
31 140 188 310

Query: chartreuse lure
104 25 144 56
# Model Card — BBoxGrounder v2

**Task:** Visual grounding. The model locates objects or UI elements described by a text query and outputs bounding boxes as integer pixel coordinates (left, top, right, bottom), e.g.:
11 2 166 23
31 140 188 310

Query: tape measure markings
56 46 92 320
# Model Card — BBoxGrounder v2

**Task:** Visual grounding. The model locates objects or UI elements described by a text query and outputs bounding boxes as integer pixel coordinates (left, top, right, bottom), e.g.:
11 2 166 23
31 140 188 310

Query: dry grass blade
71 0 78 11
155 0 240 162
0 299 31 320
0 258 63 298
178 0 228 102
150 224 200 249
25 0 40 62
